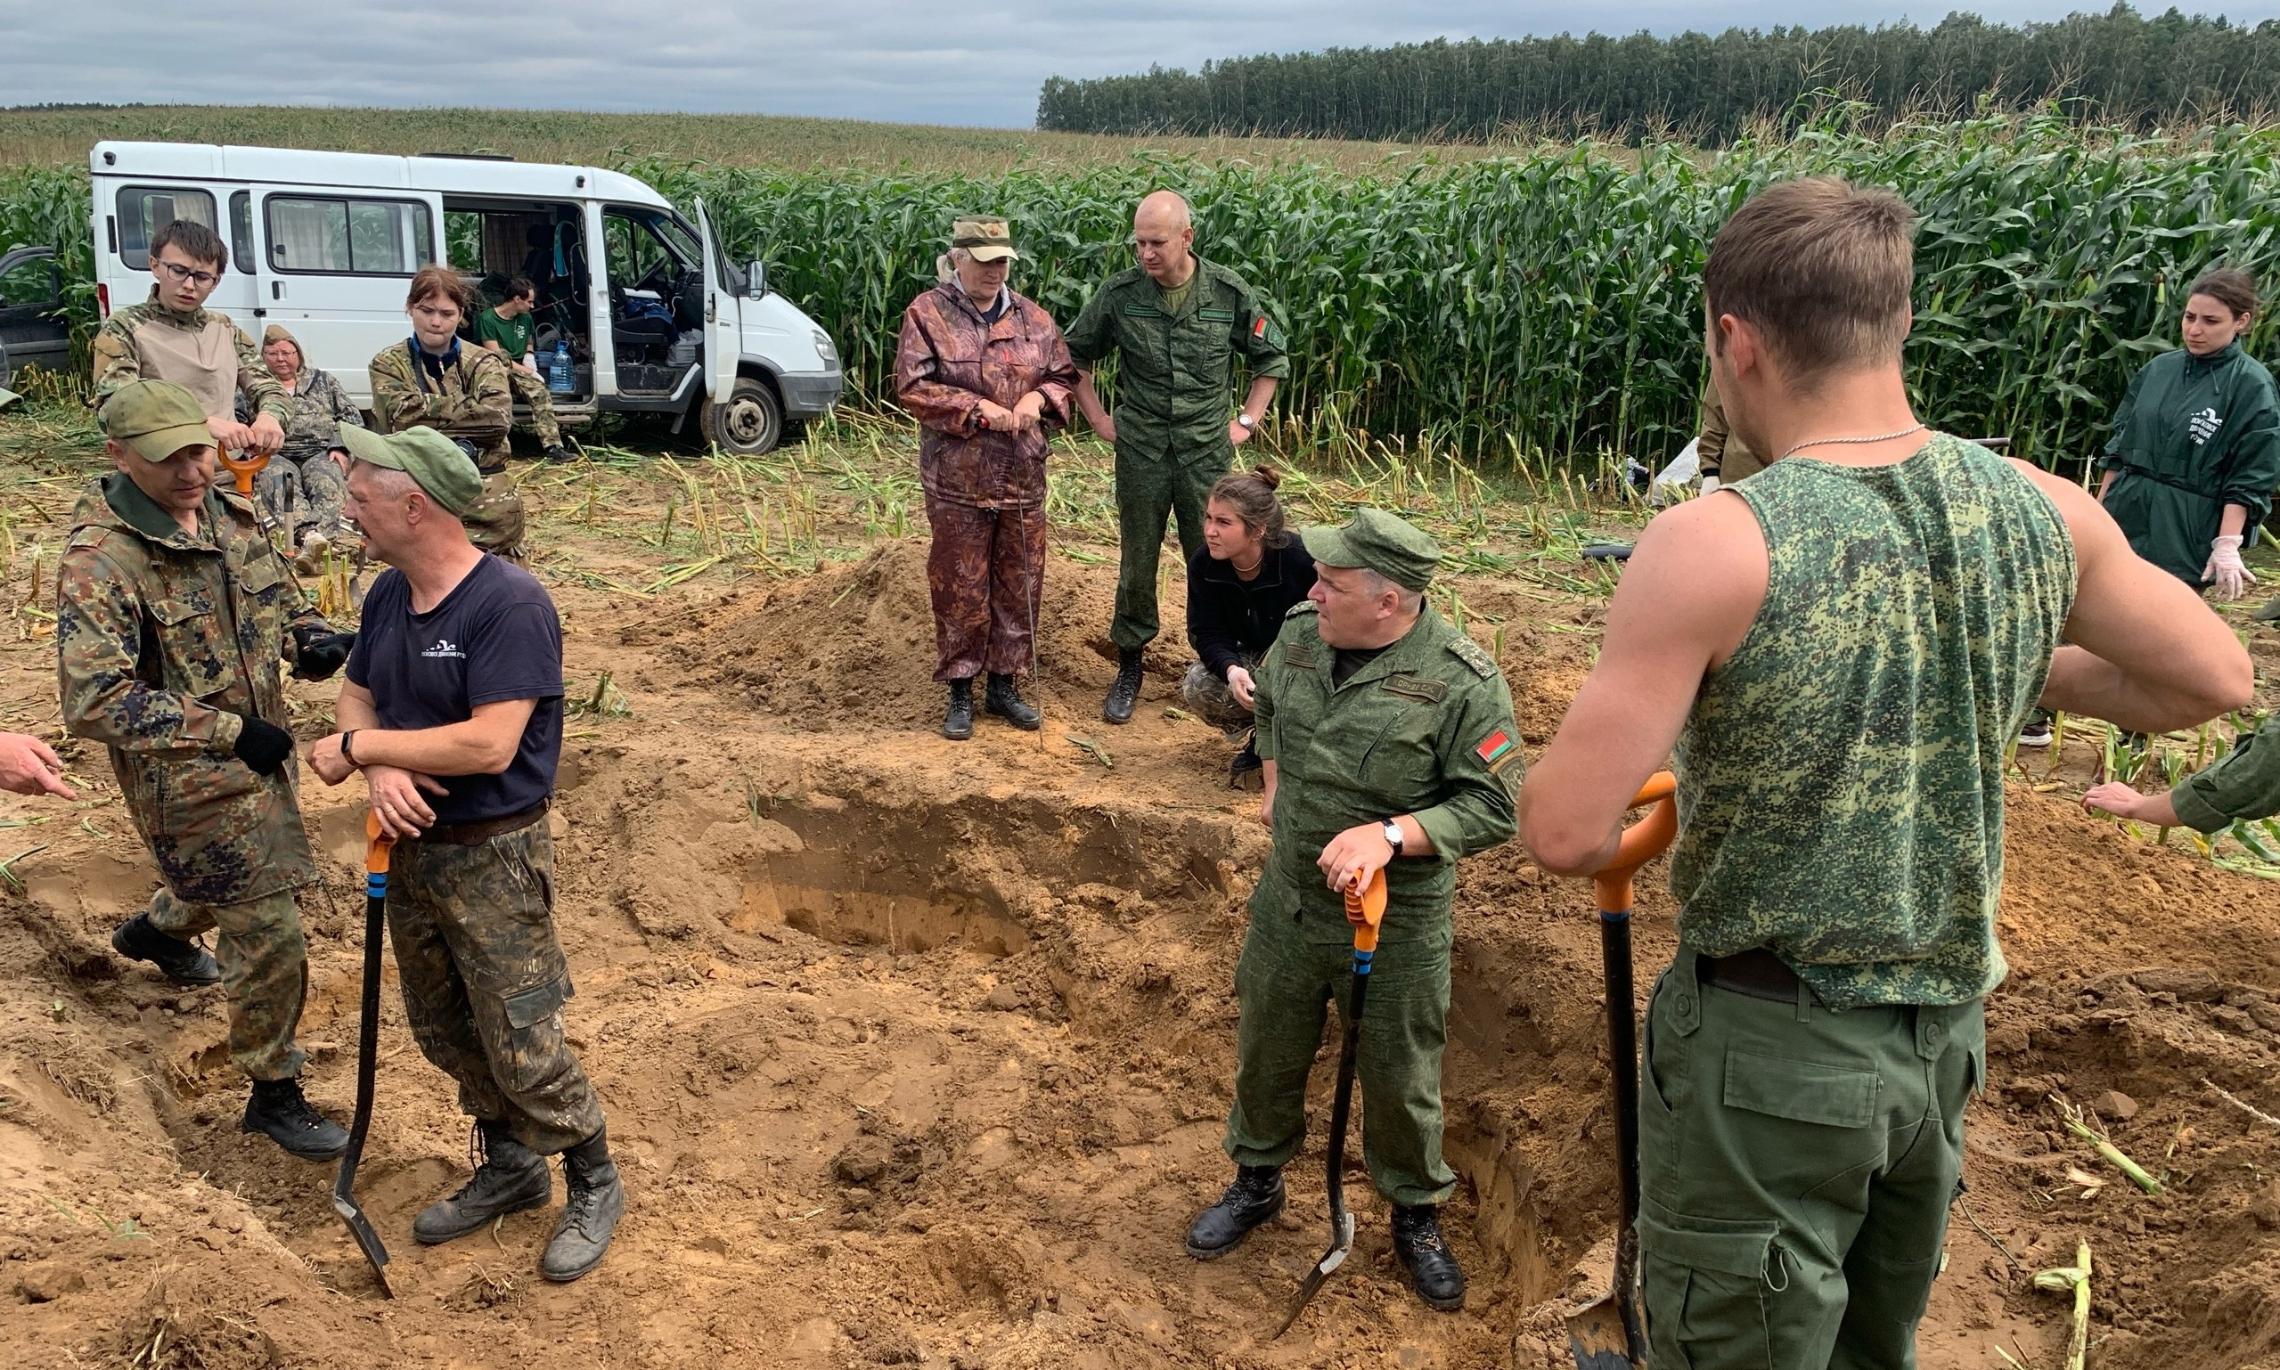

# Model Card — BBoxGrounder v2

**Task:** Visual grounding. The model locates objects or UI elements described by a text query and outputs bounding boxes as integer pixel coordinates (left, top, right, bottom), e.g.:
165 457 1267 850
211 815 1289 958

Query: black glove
290 626 356 682
231 716 295 776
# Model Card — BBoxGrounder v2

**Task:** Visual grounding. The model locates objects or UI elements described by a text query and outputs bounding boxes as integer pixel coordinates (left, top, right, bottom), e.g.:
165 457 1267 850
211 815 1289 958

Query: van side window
229 192 254 275
116 187 219 270
266 196 434 276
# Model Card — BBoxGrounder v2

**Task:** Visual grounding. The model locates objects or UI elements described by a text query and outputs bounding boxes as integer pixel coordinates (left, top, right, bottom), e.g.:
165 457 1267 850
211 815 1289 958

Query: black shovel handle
332 815 395 1295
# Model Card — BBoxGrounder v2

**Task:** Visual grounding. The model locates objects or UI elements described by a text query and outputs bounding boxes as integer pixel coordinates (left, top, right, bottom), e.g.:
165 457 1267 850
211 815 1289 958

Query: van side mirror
746 260 766 299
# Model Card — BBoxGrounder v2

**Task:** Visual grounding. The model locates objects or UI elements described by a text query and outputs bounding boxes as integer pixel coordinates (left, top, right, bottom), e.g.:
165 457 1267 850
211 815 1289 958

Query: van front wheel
701 378 784 455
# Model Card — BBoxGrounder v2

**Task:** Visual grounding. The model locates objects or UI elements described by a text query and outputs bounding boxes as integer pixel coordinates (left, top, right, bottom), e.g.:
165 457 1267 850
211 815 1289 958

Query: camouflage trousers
1223 907 1457 1207
1112 448 1227 650
924 495 1045 682
462 468 528 564
146 885 307 1081
385 815 604 1155
503 365 564 448
253 450 351 550
1180 652 1258 735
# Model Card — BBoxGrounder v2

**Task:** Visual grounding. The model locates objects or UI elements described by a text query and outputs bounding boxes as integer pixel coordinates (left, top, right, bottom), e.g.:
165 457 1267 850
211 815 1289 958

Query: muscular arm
2026 464 2253 729
1518 495 1768 875
1239 375 1278 424
1073 369 1113 437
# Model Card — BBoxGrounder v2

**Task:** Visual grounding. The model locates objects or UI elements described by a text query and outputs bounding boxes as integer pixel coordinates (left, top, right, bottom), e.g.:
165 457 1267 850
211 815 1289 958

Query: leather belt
1697 948 1811 1004
417 801 546 847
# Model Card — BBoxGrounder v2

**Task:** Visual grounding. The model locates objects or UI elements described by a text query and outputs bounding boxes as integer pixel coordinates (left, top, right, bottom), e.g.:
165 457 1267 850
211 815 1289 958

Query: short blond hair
1704 177 1916 386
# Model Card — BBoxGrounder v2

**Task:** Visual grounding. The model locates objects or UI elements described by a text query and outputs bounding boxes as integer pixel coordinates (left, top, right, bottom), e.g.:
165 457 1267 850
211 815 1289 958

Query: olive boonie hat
1304 507 1443 593
99 380 214 464
338 424 483 516
951 216 1019 263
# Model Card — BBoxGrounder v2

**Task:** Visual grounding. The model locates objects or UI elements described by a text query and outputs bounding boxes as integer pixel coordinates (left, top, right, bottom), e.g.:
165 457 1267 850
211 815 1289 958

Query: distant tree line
1036 5 2280 144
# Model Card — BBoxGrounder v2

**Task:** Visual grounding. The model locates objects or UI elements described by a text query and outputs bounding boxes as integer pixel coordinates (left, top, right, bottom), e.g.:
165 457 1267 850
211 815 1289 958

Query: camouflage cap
1303 508 1442 592
951 216 1019 263
99 379 214 463
338 424 483 516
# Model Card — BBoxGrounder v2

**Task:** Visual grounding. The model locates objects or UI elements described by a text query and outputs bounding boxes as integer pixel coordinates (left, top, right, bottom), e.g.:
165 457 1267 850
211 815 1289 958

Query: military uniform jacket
92 288 290 428
369 340 513 470
2172 712 2280 834
57 476 325 905
236 364 365 464
895 283 1079 510
2101 341 2280 583
1062 255 1290 466
1252 603 1520 945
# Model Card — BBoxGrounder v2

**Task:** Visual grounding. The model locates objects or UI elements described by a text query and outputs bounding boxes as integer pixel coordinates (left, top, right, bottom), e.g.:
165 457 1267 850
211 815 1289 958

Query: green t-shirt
476 306 534 363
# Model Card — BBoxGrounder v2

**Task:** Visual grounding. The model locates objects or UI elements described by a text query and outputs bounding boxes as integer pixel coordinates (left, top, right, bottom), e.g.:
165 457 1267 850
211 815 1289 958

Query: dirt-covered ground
5 415 2280 1369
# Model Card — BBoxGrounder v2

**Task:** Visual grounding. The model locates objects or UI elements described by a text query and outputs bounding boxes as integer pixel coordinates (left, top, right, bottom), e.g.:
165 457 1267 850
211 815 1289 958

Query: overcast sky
6 0 2279 129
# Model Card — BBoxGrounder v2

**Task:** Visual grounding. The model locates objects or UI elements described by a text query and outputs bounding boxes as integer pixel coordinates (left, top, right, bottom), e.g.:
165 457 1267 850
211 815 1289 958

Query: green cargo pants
1112 446 1227 650
1637 950 1985 1370
146 886 308 1081
386 818 605 1155
1222 911 1457 1207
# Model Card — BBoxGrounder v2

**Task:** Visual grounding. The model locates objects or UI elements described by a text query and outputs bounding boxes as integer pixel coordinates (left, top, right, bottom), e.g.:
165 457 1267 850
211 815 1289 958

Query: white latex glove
1226 665 1256 709
1700 473 1722 497
2204 533 2256 601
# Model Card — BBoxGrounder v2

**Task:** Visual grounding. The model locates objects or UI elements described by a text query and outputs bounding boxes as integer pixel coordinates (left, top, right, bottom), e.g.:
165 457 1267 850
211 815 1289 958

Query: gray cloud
7 0 2280 128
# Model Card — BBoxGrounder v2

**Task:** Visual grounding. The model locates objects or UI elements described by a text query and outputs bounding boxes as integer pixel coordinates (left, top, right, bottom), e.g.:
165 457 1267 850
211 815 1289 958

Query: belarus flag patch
1475 729 1515 771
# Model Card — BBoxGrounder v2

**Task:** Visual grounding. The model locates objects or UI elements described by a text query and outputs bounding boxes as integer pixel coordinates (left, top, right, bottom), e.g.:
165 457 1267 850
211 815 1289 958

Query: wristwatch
340 729 360 768
1381 818 1405 855
1234 411 1258 431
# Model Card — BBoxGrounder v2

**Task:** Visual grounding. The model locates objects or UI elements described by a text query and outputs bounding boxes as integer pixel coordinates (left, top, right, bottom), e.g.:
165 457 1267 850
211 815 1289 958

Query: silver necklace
1778 422 1927 461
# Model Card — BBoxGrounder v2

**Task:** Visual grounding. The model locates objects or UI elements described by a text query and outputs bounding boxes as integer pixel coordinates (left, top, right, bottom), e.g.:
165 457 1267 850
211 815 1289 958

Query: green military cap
951 216 1019 263
1304 507 1442 592
99 379 214 463
338 424 483 516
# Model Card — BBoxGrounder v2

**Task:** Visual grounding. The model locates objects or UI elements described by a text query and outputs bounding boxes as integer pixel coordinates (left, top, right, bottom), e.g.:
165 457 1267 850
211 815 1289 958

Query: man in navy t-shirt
309 424 623 1284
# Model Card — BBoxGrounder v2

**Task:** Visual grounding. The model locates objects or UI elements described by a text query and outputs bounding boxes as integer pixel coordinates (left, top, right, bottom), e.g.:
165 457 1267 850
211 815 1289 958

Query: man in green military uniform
57 380 358 1161
2086 712 2280 831
1519 178 2248 1368
1184 508 1519 1313
1064 191 1290 724
91 219 288 460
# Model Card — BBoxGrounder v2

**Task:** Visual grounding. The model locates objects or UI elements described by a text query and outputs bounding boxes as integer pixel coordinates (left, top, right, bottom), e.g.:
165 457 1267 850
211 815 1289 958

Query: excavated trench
726 785 1591 1313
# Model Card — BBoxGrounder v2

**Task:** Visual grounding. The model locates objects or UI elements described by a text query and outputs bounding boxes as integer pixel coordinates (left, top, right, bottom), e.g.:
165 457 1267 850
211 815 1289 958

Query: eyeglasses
155 260 221 289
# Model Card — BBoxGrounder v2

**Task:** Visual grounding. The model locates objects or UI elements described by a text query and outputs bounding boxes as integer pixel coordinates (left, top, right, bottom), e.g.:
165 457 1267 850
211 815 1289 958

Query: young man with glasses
93 219 289 460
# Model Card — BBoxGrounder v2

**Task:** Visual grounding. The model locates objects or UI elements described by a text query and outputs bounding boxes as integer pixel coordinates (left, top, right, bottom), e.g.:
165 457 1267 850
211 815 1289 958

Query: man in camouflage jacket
57 380 358 1160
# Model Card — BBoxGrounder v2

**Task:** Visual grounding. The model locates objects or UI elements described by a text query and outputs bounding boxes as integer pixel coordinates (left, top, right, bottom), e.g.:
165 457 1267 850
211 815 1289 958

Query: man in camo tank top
1519 178 2251 1369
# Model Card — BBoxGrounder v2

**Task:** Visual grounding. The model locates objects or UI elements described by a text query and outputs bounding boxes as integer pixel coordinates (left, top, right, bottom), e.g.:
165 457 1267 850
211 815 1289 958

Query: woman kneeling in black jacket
1183 466 1316 782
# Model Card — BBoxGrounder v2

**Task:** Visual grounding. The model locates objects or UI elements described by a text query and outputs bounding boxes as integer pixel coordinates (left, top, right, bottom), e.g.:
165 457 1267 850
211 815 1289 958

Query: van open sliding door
252 187 444 404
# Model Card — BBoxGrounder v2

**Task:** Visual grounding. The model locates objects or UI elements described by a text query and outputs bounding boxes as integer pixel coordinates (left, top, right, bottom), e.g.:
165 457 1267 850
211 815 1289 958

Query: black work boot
1184 1164 1284 1259
241 1077 350 1161
542 443 575 463
413 1119 552 1245
112 912 221 987
942 679 975 741
1391 1203 1466 1310
541 1127 626 1283
1229 730 1263 788
1102 648 1144 725
984 673 1041 730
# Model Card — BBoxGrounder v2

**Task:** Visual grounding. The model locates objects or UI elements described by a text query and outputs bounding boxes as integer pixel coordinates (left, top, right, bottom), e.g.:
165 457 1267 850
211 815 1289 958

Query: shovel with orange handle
1272 864 1389 1338
217 449 280 538
333 812 396 1297
1565 772 1679 1369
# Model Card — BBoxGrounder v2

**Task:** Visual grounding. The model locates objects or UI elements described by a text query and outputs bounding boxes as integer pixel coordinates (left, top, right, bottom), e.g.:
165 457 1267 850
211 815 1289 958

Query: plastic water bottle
548 340 573 395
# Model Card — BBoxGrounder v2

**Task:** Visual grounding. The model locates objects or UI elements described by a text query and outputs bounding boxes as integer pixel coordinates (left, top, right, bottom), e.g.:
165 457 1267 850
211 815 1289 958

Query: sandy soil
5 441 2280 1370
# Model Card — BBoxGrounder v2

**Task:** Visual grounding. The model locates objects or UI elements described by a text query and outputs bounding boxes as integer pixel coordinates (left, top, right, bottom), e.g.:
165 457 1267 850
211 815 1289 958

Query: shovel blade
332 1194 395 1298
1564 1295 1643 1369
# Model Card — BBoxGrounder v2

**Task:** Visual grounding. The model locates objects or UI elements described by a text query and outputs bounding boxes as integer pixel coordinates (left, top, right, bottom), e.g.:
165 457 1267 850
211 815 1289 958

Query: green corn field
9 105 2280 473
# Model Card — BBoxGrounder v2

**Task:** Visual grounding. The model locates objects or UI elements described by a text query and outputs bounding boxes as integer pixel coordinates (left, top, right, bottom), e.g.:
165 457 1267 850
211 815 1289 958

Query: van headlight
812 328 839 367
